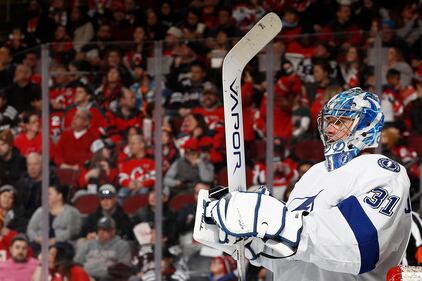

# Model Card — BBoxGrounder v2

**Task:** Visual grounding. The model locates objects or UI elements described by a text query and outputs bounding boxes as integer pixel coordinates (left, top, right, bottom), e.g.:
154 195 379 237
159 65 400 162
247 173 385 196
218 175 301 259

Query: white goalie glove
208 188 305 257
193 187 305 259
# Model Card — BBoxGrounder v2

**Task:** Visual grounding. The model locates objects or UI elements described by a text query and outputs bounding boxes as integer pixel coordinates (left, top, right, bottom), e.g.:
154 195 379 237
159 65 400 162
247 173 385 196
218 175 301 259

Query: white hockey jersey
262 154 412 281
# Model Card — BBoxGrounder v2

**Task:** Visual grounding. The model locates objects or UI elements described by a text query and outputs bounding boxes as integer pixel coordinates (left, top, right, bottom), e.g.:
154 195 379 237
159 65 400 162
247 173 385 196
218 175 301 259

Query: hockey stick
222 12 282 280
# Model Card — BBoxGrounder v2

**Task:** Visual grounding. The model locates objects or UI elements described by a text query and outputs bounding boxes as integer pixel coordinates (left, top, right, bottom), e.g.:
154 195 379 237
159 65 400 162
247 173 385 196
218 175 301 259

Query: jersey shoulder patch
377 158 401 173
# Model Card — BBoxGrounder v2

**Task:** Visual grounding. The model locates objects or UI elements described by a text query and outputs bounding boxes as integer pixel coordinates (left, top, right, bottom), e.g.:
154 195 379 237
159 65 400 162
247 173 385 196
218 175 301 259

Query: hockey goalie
194 87 412 281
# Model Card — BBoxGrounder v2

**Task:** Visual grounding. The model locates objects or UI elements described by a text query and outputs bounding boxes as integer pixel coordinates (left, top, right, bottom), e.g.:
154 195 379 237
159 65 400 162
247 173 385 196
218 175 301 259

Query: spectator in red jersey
14 112 41 157
382 69 404 124
260 61 303 142
164 137 214 196
54 109 99 170
77 138 118 190
0 130 26 186
62 83 106 133
281 7 302 43
192 83 224 131
94 66 124 110
0 235 37 280
118 134 155 202
106 87 143 143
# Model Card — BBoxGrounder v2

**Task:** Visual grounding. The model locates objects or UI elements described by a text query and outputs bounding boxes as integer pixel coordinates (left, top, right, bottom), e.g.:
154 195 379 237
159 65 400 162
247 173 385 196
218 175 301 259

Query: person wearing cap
0 184 27 233
80 184 133 240
77 138 118 189
62 83 106 133
27 183 82 254
192 82 224 130
75 216 131 281
164 137 214 195
54 108 100 171
0 89 19 132
0 129 26 186
0 234 37 281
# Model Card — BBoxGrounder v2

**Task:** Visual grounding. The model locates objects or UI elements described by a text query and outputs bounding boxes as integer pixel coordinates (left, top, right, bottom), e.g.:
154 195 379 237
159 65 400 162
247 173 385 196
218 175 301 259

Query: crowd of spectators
0 0 421 279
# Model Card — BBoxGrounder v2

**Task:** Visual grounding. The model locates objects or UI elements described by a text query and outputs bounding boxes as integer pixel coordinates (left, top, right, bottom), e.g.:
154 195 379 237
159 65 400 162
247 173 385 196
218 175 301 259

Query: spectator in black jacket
132 187 177 245
0 130 26 186
15 152 42 219
80 184 133 240
0 185 27 233
6 64 41 114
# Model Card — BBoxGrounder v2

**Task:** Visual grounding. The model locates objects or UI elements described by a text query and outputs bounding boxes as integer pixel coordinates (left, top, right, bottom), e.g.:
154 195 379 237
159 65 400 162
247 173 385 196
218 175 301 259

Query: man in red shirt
62 84 106 133
118 134 155 202
54 109 99 170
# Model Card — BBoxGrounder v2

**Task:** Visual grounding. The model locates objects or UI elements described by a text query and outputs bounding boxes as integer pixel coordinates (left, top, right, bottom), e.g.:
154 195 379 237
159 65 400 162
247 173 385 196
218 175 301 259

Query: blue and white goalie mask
317 87 384 171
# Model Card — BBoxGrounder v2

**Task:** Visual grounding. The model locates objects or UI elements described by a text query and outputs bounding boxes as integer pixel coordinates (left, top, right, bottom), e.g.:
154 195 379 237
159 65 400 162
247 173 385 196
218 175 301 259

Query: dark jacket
81 205 133 240
0 148 26 186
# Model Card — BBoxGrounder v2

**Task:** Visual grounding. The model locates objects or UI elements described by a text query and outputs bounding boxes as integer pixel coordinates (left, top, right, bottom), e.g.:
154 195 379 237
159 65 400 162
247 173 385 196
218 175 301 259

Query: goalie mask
317 87 384 171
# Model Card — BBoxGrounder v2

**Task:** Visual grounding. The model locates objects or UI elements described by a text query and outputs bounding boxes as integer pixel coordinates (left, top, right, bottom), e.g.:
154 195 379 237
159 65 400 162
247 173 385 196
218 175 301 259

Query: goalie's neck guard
323 140 360 171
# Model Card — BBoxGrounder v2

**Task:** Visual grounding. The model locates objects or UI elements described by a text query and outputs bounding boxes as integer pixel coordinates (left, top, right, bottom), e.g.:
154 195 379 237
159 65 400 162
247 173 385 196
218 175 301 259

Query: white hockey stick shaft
222 12 282 280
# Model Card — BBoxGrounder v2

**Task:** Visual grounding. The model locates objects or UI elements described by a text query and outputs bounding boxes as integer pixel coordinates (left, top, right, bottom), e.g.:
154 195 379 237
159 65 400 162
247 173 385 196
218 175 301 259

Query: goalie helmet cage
387 266 422 280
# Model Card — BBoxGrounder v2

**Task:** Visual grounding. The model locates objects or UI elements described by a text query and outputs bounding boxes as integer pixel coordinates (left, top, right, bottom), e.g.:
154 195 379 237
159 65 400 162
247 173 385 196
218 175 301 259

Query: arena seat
122 194 148 216
73 194 100 215
170 193 196 212
293 139 325 163
407 135 422 156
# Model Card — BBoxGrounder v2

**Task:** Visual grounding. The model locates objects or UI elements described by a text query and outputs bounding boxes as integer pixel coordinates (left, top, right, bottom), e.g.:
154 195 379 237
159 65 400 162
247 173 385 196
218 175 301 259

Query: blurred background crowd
0 0 421 280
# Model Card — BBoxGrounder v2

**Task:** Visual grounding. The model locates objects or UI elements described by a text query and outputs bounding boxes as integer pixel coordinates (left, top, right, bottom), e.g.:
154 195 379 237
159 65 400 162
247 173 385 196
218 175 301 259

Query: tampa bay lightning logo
289 190 324 212
333 141 346 152
377 158 400 173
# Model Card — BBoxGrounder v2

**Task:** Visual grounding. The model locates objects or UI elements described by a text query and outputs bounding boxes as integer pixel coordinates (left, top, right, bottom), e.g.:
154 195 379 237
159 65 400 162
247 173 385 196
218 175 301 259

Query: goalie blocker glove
208 188 305 257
